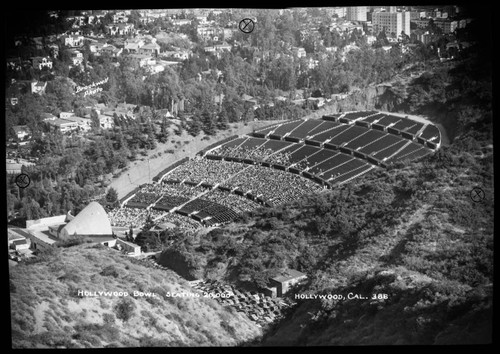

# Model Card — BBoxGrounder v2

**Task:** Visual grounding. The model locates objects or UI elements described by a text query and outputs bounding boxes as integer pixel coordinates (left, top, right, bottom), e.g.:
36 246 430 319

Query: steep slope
9 244 262 348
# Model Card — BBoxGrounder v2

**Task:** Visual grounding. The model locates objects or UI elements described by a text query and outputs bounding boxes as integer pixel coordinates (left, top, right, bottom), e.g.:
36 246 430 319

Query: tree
90 109 100 132
187 116 202 137
127 225 134 242
106 187 119 206
158 116 170 143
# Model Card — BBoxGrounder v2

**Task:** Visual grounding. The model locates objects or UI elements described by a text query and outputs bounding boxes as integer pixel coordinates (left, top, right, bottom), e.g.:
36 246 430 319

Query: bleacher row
119 176 268 229
255 111 440 150
113 112 439 231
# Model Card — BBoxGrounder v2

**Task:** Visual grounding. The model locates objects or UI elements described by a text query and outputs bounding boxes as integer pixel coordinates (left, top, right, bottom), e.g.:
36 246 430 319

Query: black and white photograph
4 4 494 348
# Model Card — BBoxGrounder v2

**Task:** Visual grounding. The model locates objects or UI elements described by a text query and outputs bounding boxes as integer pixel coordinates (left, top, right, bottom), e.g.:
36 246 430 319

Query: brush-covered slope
9 244 262 348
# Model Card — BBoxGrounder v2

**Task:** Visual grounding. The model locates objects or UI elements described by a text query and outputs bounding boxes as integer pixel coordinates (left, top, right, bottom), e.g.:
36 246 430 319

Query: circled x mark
470 187 485 203
16 173 31 189
239 18 255 34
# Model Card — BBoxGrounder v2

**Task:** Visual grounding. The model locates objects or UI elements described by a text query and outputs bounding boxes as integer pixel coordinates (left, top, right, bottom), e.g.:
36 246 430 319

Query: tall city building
332 7 347 18
346 6 367 22
372 11 411 37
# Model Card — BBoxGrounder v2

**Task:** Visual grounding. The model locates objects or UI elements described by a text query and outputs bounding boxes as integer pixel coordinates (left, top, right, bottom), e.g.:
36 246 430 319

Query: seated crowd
166 158 248 185
221 165 323 206
213 145 292 166
108 207 149 228
203 188 262 215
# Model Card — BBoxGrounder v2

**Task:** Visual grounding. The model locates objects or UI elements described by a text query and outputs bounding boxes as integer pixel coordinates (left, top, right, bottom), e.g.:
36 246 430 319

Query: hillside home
138 43 161 57
63 34 84 47
31 81 47 95
30 56 53 70
11 125 31 140
269 269 307 297
124 38 145 53
68 50 84 66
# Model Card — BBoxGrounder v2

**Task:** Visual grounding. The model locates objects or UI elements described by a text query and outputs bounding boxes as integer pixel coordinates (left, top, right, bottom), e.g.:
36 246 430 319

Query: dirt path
342 204 431 274
33 301 50 334
109 120 284 199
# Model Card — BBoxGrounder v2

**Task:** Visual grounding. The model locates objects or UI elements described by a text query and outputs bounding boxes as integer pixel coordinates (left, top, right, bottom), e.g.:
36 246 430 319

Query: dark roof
13 239 28 245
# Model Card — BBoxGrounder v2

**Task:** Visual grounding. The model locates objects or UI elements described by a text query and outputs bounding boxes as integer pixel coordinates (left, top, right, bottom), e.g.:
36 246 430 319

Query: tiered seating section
111 111 440 231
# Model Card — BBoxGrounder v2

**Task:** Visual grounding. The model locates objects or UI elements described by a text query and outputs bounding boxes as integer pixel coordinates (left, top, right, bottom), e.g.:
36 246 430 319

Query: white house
69 50 84 66
63 35 84 47
31 81 47 95
11 125 30 140
292 47 307 58
30 56 53 70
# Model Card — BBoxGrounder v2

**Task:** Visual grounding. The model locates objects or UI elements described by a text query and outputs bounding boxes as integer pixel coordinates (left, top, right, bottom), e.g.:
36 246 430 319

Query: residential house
31 81 47 95
41 112 57 121
222 28 236 40
64 116 92 132
268 269 307 297
171 18 191 26
215 42 231 51
6 57 22 71
127 53 156 67
306 96 326 109
98 115 114 129
31 37 44 50
106 23 135 36
242 94 258 110
30 56 53 70
292 47 307 58
89 41 108 54
48 44 59 58
138 42 161 57
161 49 191 61
197 26 219 40
139 16 155 25
8 229 31 251
10 239 30 251
59 112 75 119
63 34 84 47
46 118 79 133
305 57 319 69
124 38 145 53
113 11 128 23
204 46 217 54
203 42 231 58
100 45 123 58
145 63 165 74
11 125 31 140
68 49 84 66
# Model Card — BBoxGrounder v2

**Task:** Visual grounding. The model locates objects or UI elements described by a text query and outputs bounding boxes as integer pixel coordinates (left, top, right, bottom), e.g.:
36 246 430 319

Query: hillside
9 244 262 348
156 50 493 345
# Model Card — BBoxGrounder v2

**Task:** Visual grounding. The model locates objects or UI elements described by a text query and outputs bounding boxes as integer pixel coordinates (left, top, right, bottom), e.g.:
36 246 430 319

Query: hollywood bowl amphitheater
108 111 441 230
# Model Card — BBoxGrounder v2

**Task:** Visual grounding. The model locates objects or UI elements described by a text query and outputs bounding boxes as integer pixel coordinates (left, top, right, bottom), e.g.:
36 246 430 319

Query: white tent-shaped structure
59 202 112 239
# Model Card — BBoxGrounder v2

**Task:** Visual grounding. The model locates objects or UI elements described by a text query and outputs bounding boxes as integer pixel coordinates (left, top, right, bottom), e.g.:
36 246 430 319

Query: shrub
114 297 136 322
73 332 102 347
220 320 237 337
103 313 115 324
100 265 120 278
